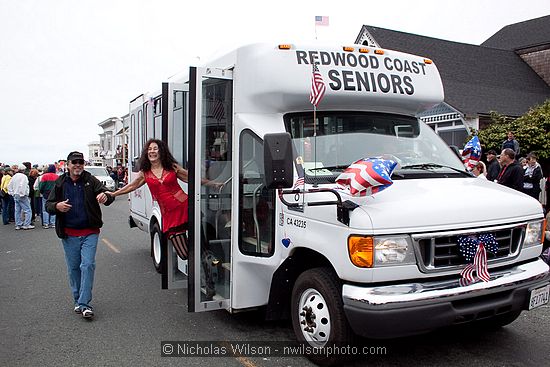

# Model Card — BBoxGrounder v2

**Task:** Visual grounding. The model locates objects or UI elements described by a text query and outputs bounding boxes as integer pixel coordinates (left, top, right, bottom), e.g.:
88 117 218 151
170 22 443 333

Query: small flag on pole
293 156 305 189
209 99 225 121
310 63 326 107
315 16 329 26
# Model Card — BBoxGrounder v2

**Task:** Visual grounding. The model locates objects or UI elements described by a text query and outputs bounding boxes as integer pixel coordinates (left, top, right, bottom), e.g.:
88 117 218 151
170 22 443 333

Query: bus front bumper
342 259 549 339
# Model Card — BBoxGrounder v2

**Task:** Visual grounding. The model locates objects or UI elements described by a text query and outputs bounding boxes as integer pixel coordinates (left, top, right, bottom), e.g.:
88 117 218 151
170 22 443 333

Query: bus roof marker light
343 46 355 52
278 44 292 50
359 48 370 53
374 49 384 55
424 58 433 64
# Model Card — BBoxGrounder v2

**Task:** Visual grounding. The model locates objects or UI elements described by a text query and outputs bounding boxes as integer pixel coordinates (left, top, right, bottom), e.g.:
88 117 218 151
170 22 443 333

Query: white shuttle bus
126 42 548 364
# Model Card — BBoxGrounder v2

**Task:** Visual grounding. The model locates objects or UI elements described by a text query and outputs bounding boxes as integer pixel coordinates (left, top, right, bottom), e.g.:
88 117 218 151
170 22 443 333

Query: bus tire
291 267 355 366
150 222 164 273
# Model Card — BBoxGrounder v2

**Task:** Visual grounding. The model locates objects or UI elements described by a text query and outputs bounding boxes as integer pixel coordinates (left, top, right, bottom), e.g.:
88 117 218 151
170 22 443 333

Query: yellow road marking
235 356 257 367
220 341 258 367
101 238 120 253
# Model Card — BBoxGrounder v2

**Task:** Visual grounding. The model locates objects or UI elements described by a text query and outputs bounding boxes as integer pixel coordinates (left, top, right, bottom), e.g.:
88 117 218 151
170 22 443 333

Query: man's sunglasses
71 159 84 165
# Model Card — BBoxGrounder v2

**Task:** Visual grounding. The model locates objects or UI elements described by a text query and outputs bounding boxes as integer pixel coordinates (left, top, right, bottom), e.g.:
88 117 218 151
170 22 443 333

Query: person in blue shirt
46 151 115 319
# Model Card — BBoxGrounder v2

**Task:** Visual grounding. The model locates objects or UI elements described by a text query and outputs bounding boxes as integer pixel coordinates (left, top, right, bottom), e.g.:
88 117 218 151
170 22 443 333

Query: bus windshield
284 112 466 183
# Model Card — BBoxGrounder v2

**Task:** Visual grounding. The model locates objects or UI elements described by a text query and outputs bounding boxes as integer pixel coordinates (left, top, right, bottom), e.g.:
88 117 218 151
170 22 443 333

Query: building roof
355 25 550 117
481 15 550 50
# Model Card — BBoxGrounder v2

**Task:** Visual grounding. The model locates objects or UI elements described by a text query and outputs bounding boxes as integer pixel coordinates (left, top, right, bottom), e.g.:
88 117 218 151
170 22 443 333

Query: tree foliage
477 99 550 159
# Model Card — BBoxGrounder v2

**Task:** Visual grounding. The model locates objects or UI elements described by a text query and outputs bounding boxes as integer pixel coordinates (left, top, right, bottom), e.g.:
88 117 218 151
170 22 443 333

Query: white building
98 117 122 167
98 115 129 167
87 141 102 166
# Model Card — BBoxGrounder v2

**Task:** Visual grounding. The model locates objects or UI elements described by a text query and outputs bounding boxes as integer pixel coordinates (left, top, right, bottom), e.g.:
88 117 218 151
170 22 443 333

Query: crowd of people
470 131 549 214
0 161 127 230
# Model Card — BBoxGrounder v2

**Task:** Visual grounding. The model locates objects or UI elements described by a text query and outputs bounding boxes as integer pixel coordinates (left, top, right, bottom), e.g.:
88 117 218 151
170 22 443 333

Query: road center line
220 341 258 367
101 238 121 253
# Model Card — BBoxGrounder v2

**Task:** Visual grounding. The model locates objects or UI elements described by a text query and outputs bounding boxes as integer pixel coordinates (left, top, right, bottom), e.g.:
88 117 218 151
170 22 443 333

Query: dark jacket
46 171 115 238
486 159 501 182
522 164 543 199
496 161 524 192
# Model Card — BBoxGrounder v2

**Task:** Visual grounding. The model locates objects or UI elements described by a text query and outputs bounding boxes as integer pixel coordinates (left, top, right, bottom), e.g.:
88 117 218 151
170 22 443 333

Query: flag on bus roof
336 158 397 196
461 135 481 171
310 63 326 107
315 16 329 26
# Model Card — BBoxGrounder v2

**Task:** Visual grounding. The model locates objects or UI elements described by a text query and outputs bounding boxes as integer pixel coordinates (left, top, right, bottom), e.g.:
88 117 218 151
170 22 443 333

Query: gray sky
1 0 549 165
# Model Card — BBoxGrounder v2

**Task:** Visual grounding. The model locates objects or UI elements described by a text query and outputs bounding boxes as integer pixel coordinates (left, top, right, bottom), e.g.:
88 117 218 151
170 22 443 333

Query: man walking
496 148 524 192
46 152 115 319
8 165 34 230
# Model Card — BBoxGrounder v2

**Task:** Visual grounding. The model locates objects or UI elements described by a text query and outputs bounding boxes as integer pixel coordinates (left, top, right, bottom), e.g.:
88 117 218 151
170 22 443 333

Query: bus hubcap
298 288 331 347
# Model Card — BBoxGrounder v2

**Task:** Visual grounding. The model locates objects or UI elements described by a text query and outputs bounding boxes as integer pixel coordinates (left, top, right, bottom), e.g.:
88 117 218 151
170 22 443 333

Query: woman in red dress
108 139 218 259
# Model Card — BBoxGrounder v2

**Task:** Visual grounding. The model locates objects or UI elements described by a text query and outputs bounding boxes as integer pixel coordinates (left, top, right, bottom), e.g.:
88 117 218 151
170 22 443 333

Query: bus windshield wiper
400 163 471 176
308 165 350 172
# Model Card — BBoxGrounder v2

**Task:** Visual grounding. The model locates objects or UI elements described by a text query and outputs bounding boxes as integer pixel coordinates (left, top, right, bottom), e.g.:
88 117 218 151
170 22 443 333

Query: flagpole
313 104 317 183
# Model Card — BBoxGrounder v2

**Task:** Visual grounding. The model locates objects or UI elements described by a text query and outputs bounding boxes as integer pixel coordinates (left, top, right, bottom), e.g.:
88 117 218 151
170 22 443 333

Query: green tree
477 99 550 159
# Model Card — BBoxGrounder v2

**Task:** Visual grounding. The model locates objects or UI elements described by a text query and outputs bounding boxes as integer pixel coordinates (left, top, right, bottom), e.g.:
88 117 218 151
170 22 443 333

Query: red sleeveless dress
144 169 188 234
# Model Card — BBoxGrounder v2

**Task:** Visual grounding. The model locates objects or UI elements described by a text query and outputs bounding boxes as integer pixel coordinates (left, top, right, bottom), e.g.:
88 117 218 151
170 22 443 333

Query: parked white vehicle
84 166 116 191
124 42 548 365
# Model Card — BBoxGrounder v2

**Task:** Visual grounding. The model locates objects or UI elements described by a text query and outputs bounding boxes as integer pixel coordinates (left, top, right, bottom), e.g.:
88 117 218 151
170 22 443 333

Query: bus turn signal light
348 236 374 268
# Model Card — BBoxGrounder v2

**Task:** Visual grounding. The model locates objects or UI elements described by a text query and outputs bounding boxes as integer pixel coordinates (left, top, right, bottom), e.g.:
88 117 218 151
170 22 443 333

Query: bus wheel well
265 248 335 321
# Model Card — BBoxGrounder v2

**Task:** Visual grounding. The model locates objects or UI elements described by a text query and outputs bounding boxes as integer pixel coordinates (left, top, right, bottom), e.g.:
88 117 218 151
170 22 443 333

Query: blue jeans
42 196 56 226
14 195 31 227
61 234 99 308
2 195 14 224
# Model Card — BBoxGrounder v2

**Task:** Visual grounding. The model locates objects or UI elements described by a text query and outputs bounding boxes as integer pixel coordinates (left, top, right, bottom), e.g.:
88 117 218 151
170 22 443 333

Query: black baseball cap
67 151 84 161
486 149 497 155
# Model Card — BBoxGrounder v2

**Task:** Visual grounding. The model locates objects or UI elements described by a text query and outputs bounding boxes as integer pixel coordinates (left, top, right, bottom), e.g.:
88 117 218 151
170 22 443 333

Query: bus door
188 66 233 312
129 102 147 217
162 83 190 289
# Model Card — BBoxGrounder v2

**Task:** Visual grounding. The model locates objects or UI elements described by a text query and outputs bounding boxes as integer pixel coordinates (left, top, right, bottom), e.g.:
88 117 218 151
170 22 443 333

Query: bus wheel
151 222 163 273
291 267 355 365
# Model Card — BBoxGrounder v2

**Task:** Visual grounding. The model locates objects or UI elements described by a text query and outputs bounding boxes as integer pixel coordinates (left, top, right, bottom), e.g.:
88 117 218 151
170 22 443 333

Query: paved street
1 197 549 367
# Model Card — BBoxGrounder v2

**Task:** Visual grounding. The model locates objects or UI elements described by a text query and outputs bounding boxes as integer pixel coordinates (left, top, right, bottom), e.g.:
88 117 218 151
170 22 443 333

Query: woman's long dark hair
138 139 177 172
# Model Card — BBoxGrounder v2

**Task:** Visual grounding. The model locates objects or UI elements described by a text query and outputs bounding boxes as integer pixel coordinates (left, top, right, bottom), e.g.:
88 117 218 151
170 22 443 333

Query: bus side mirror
264 133 293 189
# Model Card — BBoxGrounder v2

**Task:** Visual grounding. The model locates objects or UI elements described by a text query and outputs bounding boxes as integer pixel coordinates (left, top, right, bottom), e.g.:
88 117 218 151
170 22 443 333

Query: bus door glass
129 105 147 217
162 83 190 289
188 67 233 312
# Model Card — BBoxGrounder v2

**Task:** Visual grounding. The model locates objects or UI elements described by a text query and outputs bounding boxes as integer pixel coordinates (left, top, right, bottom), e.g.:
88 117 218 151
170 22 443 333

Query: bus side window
238 130 274 256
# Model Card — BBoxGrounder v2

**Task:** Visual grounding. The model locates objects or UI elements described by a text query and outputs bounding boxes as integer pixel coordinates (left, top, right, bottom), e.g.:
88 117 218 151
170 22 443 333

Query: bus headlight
348 235 415 268
524 220 544 248
374 236 416 266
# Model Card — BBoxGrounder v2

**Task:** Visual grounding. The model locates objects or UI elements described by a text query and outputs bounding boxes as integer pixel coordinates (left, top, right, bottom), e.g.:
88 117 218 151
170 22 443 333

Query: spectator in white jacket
7 165 34 230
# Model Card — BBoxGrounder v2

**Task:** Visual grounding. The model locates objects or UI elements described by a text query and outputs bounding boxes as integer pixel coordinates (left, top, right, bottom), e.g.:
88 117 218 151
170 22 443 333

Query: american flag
458 233 498 285
209 99 225 121
315 16 329 26
310 63 326 107
461 136 481 171
293 157 306 189
336 158 397 196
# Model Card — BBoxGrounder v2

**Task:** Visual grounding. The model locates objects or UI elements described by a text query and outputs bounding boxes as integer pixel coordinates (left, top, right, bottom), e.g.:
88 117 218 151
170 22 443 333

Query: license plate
529 285 550 310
